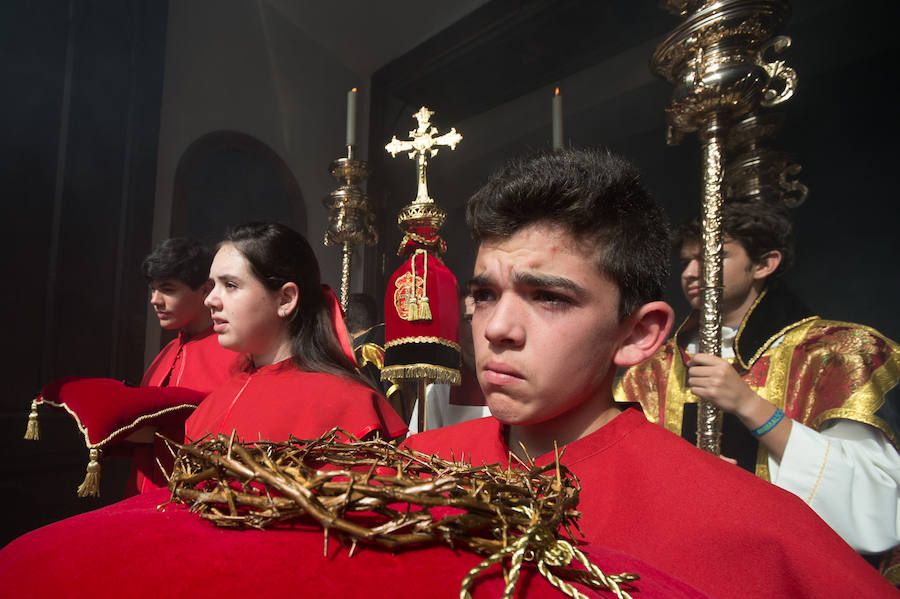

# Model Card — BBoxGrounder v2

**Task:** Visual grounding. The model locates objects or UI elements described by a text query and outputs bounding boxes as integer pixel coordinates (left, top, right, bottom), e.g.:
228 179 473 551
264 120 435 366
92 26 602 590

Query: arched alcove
170 131 306 243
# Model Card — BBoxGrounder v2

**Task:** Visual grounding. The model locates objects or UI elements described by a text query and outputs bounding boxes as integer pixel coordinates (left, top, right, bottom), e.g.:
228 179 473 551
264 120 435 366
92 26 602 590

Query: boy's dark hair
345 293 377 335
672 200 795 278
141 238 213 289
466 148 670 318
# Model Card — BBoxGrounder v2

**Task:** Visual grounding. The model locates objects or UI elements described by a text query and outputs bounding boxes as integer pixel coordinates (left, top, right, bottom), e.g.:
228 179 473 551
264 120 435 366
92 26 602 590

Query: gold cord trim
35 398 199 449
460 506 638 599
385 336 461 351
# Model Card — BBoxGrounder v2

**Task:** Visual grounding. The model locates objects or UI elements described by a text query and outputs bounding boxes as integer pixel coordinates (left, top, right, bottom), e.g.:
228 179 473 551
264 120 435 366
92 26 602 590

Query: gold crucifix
385 106 462 205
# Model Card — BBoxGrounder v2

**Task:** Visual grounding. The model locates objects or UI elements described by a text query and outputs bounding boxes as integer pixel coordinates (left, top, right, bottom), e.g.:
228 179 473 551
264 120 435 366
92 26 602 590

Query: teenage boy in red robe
403 148 896 598
129 238 239 492
140 237 239 392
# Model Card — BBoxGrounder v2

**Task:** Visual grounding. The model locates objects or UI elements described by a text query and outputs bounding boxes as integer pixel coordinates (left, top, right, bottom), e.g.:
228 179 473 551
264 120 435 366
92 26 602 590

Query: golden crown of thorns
162 429 639 599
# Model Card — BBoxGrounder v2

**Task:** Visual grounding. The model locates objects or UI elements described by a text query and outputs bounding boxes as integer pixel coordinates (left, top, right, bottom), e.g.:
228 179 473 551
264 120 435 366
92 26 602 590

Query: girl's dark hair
223 222 370 387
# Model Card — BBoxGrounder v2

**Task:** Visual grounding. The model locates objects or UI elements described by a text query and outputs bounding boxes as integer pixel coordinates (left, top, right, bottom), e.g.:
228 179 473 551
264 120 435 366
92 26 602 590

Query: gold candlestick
323 145 377 311
651 0 798 455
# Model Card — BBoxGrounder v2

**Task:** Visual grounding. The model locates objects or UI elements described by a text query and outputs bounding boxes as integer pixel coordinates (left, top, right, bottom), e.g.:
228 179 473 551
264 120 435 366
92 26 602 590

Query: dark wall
0 0 168 545
368 0 900 341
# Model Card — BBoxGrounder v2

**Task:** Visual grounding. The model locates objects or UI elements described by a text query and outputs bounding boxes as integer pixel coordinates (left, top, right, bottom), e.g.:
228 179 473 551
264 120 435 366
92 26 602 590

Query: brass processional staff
382 107 463 433
651 0 797 454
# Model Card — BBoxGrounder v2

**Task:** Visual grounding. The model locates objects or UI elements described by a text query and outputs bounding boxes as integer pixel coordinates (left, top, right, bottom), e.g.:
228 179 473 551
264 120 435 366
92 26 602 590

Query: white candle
552 87 563 150
346 88 357 147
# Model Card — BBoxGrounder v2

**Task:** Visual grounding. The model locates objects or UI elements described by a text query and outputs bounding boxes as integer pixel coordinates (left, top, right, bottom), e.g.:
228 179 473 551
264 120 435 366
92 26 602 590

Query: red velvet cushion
0 488 710 598
37 376 206 448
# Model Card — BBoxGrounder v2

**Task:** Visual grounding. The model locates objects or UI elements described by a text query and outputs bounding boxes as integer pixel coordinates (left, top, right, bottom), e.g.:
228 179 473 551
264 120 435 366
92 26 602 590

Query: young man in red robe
129 238 240 492
403 148 896 598
140 237 239 392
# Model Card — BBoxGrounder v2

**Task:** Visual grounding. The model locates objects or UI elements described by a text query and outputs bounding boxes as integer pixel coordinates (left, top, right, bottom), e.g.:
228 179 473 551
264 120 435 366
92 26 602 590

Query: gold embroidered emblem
393 272 426 321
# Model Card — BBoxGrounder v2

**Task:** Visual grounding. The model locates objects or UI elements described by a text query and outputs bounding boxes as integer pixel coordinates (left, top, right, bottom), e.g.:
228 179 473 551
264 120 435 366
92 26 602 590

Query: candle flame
351 87 358 93
554 87 560 96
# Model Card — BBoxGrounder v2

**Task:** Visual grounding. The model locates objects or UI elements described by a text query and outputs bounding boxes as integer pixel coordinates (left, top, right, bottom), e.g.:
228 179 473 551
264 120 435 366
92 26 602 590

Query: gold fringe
381 364 460 385
24 399 41 441
77 448 102 497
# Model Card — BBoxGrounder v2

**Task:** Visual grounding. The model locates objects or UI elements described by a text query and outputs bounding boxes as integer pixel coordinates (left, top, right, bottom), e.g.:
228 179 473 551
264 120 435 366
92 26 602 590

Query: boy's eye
471 288 494 303
534 290 571 306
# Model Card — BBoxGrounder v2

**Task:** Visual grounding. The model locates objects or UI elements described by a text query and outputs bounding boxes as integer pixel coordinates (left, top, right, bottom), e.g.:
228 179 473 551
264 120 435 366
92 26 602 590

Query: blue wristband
751 408 785 438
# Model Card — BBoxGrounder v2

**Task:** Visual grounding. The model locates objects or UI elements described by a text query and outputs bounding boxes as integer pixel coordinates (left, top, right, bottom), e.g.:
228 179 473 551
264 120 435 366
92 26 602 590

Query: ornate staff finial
383 107 463 432
385 107 462 259
385 106 462 206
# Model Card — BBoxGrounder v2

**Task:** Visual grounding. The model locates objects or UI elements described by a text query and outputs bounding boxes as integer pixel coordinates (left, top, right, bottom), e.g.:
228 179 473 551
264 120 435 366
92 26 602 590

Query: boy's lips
482 361 524 385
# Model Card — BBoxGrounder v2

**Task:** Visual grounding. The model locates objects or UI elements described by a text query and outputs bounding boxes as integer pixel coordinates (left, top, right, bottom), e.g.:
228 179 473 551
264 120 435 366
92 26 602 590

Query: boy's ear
199 279 214 297
613 301 674 368
752 249 782 281
278 282 300 317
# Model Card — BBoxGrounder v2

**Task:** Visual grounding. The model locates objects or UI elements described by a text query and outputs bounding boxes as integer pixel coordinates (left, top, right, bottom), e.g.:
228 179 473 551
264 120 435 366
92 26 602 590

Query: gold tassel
407 297 419 321
77 448 102 497
417 296 432 320
410 250 433 322
24 399 41 441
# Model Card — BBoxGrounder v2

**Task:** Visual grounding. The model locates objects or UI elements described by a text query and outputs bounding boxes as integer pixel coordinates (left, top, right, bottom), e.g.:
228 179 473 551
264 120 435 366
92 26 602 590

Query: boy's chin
484 396 529 426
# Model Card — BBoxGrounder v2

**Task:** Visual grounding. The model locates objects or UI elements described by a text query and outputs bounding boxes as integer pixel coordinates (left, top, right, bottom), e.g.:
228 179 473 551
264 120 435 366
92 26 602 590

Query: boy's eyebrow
513 271 586 296
468 273 494 289
469 271 586 296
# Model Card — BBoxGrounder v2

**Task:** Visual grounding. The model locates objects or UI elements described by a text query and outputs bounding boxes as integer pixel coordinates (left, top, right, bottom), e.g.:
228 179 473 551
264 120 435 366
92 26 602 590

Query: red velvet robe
141 327 239 393
129 328 240 494
184 359 408 442
403 408 897 598
0 487 709 598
